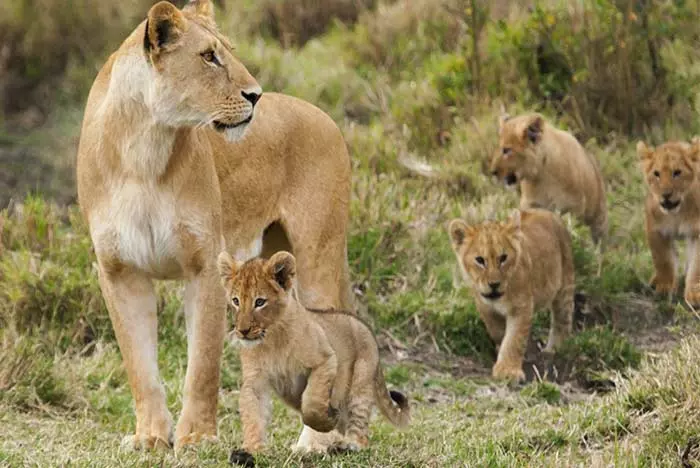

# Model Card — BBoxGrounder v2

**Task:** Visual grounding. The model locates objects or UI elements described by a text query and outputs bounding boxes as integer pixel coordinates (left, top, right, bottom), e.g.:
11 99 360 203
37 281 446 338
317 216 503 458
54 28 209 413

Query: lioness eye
499 254 508 264
673 170 682 178
254 298 267 308
653 170 660 178
232 297 240 307
201 50 221 66
475 256 486 266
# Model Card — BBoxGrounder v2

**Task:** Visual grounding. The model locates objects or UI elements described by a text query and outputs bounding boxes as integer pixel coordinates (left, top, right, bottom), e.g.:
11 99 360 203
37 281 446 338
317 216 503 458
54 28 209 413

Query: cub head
489 113 545 187
142 0 261 141
217 251 297 348
448 211 523 302
638 139 700 213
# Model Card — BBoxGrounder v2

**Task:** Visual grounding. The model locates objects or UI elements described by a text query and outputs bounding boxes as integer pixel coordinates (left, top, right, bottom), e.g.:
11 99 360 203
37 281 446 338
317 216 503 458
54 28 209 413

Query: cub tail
374 365 410 428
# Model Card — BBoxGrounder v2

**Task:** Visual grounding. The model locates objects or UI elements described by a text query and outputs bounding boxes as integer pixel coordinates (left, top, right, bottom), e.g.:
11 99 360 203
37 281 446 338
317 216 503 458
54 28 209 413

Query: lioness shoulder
448 209 575 381
490 113 608 245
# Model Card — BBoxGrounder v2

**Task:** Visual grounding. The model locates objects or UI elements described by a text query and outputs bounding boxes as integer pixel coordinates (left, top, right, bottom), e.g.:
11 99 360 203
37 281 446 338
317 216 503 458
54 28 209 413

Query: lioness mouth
481 291 504 300
661 200 681 211
213 115 252 132
504 173 517 185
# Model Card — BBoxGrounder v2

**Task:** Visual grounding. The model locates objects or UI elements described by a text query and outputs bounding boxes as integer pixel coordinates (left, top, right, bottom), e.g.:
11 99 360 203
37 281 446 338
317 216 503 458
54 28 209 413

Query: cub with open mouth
448 209 575 382
638 138 700 306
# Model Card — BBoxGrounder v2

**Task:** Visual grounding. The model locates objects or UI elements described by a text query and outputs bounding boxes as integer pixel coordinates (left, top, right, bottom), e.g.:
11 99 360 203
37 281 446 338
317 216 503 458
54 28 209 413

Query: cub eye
475 256 486 266
201 50 221 66
254 298 267 308
653 170 660 178
232 297 240 307
502 147 512 156
499 254 508 264
672 170 682 178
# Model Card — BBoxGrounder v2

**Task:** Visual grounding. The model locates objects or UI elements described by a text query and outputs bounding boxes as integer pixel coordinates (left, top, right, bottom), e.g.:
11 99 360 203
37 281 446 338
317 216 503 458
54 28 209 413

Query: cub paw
302 408 338 433
230 449 255 467
174 432 218 451
492 362 526 382
328 441 362 455
120 434 172 451
684 289 700 308
650 275 676 296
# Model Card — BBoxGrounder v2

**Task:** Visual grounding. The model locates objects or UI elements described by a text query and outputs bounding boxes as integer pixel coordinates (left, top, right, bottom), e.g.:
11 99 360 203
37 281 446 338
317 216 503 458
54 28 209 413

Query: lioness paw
684 289 700 309
174 432 218 451
650 275 676 296
230 449 255 467
492 362 526 382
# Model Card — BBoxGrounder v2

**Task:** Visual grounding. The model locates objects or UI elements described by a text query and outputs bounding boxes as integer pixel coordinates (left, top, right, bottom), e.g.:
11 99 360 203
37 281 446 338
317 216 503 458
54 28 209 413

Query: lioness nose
242 90 261 107
489 281 501 290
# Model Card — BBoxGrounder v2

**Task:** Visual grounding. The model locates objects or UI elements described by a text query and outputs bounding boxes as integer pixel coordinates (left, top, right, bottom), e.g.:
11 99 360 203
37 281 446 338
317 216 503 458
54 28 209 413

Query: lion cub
638 138 700 307
217 251 410 458
490 113 608 246
448 209 575 381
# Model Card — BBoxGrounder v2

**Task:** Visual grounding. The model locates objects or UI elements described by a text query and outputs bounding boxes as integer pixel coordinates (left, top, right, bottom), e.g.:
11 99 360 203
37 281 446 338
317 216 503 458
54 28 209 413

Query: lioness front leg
647 229 677 298
301 355 339 433
492 302 533 382
99 267 173 449
175 268 226 449
684 237 700 308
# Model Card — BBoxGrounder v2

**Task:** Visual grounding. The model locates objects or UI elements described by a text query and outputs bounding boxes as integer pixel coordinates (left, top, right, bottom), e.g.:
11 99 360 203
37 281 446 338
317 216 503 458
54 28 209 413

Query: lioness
448 209 575 381
217 251 410 460
490 113 608 246
76 0 352 450
638 138 700 307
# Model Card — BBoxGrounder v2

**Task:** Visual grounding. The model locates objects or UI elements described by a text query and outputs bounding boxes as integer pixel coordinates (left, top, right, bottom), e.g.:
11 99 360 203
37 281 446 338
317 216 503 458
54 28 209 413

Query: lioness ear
267 251 296 291
183 0 214 19
636 141 654 161
523 115 544 144
144 2 187 55
217 251 238 286
448 219 475 249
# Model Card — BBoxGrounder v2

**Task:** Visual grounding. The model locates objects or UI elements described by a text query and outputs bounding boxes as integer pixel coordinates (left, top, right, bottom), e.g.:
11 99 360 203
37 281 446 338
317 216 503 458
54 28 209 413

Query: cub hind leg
546 283 574 352
331 360 376 452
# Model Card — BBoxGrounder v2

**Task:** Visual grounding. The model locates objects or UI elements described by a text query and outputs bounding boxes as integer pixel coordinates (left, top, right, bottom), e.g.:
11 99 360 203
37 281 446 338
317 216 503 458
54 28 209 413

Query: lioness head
490 113 545 187
217 251 296 348
143 0 261 141
448 212 523 301
638 139 700 213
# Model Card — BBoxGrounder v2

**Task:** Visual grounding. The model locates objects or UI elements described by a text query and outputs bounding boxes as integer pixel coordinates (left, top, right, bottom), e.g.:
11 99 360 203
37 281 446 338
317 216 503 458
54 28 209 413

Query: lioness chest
90 180 207 278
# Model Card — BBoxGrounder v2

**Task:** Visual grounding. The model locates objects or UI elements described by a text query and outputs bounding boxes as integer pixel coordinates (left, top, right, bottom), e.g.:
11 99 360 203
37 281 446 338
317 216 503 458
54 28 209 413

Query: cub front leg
238 375 271 454
301 354 339 433
684 237 700 308
492 300 533 382
647 228 677 298
477 302 506 345
175 267 226 449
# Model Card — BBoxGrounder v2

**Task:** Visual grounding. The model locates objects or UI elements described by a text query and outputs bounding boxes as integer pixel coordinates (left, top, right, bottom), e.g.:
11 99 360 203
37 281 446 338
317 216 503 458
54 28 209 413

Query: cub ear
687 137 700 164
523 115 544 144
636 141 654 161
508 210 522 230
144 1 187 55
217 251 238 286
448 219 474 249
498 112 511 134
267 251 297 291
183 0 214 19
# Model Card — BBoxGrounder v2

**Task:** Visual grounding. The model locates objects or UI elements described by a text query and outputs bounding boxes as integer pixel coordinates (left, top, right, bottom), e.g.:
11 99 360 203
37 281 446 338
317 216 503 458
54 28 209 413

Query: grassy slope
2 0 700 466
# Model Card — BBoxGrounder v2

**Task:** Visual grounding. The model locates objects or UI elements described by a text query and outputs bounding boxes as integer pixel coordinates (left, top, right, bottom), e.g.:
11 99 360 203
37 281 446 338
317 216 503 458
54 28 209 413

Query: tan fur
217 251 410 455
448 209 575 381
638 139 700 306
490 113 608 245
76 1 352 450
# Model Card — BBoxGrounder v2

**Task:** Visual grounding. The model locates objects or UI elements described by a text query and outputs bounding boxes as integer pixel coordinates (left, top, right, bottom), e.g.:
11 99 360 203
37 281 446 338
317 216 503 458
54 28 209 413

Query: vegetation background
1 0 700 465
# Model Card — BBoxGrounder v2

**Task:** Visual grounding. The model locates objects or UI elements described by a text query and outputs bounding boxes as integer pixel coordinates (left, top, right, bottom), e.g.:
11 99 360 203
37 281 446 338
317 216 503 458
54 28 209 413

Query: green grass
2 0 700 466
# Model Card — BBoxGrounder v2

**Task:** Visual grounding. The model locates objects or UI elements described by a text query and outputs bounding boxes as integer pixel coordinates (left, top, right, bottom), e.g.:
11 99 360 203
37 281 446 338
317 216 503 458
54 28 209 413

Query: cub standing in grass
448 209 575 381
490 113 608 248
217 251 410 462
638 138 700 307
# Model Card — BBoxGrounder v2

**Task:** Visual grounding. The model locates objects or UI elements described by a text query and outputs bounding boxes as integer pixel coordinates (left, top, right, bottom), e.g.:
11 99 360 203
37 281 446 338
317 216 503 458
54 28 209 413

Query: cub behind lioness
217 251 410 458
449 209 575 381
490 113 608 246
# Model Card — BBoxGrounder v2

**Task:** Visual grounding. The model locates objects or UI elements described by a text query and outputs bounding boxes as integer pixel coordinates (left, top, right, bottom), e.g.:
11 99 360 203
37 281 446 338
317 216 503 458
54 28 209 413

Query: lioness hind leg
98 267 173 450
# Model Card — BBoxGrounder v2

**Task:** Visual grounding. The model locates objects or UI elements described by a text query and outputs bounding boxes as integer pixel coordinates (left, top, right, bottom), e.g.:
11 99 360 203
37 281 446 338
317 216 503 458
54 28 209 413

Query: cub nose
241 89 262 107
662 192 673 200
238 327 251 337
489 281 501 290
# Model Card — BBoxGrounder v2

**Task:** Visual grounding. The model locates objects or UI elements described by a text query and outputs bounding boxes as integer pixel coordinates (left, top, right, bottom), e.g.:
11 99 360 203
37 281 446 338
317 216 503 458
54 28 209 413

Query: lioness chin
449 209 575 381
217 251 410 458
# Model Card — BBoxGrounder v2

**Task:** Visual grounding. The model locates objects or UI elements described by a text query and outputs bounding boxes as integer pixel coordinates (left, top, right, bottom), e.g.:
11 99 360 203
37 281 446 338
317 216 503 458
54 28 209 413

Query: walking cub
217 251 410 459
638 138 700 307
448 209 575 381
490 113 608 245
